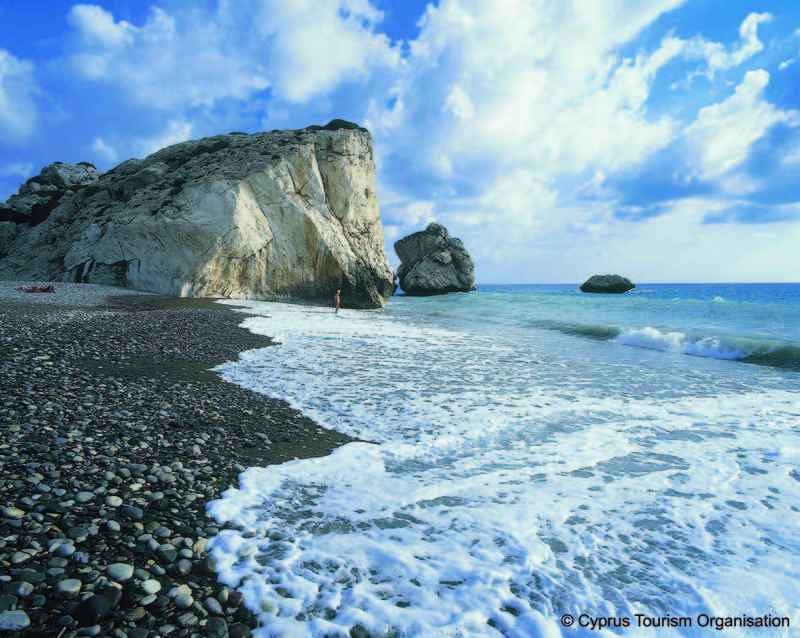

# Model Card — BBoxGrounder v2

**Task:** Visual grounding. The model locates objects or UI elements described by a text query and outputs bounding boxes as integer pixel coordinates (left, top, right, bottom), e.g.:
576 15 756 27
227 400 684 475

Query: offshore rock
580 274 635 293
0 122 394 308
395 223 475 296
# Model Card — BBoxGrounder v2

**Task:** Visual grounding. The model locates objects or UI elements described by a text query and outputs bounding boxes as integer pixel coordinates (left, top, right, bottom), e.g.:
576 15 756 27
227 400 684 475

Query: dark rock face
580 274 635 293
395 223 475 296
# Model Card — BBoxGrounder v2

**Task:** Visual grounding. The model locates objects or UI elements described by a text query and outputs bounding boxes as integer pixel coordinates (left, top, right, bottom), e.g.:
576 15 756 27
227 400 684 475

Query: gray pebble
75 491 94 503
121 505 143 520
174 593 194 609
56 578 82 598
9 582 33 598
204 596 224 615
142 579 161 595
106 520 121 532
205 617 228 638
177 612 198 627
107 563 134 582
0 610 30 631
105 496 123 507
140 594 157 606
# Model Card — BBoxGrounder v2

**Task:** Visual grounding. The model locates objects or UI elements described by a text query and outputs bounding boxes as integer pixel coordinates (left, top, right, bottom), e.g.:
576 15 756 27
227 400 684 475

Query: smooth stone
75 492 94 504
80 625 102 636
11 551 31 564
106 520 121 532
54 542 76 558
205 617 228 638
140 594 157 606
123 607 145 622
204 597 223 615
159 625 177 636
177 612 198 628
74 594 110 626
56 579 82 598
105 496 123 508
18 568 46 584
121 505 143 520
173 559 192 576
142 579 161 595
9 582 33 597
67 527 90 542
228 623 252 638
0 610 31 631
128 628 149 638
1 507 25 519
169 584 192 598
57 615 77 627
107 563 134 582
158 545 178 563
174 593 193 609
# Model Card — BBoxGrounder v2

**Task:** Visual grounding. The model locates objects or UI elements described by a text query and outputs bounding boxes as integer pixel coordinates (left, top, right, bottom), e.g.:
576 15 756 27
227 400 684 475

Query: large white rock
0 122 394 308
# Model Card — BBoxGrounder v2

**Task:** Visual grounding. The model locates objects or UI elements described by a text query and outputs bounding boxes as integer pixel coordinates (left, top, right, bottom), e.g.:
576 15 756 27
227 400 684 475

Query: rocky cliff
395 223 475 295
0 121 394 308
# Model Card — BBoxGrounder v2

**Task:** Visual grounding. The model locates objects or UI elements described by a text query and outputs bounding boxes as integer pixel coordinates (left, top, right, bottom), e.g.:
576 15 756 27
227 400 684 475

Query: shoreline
0 283 355 637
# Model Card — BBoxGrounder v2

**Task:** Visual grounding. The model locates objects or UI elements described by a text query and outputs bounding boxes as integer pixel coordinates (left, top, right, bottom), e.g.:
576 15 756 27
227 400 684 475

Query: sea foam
207 300 800 637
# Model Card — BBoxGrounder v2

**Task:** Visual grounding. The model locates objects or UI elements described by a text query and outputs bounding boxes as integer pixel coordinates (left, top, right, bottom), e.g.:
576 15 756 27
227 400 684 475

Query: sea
205 283 800 638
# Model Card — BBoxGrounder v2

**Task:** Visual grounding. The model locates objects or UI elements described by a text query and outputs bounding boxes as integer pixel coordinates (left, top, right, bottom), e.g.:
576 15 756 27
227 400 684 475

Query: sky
2 1 800 284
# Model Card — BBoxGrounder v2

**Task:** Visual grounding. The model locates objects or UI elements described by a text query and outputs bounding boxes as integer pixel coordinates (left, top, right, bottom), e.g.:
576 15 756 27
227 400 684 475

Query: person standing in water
334 289 340 313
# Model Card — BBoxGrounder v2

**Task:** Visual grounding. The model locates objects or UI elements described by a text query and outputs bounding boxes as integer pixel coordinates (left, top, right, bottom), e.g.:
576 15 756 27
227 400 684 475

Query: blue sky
2 0 800 283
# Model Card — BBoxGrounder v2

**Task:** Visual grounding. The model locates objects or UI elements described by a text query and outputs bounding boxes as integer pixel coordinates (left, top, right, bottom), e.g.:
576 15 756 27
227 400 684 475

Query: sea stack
580 274 635 293
394 222 475 296
0 120 394 309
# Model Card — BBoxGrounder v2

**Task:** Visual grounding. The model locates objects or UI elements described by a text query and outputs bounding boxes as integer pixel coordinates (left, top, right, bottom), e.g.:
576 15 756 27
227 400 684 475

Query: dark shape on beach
74 594 110 626
395 222 476 296
0 123 394 309
580 274 635 294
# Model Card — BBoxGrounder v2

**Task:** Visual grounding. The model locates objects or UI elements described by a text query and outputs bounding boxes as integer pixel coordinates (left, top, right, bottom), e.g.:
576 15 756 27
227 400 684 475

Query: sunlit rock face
0 121 394 309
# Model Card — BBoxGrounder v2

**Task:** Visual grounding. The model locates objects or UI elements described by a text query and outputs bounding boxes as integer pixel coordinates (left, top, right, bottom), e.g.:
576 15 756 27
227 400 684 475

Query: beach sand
0 282 354 637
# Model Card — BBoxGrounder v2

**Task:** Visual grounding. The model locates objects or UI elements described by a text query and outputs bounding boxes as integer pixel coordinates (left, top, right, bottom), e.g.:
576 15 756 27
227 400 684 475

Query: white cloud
0 162 34 179
136 120 194 157
0 50 38 145
681 12 772 77
684 70 799 180
369 0 687 187
66 1 400 110
443 86 475 121
91 138 119 164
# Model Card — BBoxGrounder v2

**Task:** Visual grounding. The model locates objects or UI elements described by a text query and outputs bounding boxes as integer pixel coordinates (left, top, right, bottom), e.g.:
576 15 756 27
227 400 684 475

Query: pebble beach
0 283 354 638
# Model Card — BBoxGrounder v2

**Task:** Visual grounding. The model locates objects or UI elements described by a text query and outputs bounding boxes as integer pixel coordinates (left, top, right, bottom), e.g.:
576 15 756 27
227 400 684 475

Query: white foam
615 327 745 361
208 301 800 637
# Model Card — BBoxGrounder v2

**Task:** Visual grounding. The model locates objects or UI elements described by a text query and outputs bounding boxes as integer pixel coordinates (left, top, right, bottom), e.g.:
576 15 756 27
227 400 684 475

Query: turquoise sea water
207 284 800 637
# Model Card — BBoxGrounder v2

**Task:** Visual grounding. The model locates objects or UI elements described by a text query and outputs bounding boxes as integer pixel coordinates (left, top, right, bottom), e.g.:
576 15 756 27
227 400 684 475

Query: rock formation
0 121 394 308
580 274 635 293
395 223 475 295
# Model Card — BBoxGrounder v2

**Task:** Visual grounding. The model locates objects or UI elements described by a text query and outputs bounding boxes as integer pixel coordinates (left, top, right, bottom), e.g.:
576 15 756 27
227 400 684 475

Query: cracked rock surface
0 121 394 309
395 223 476 296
